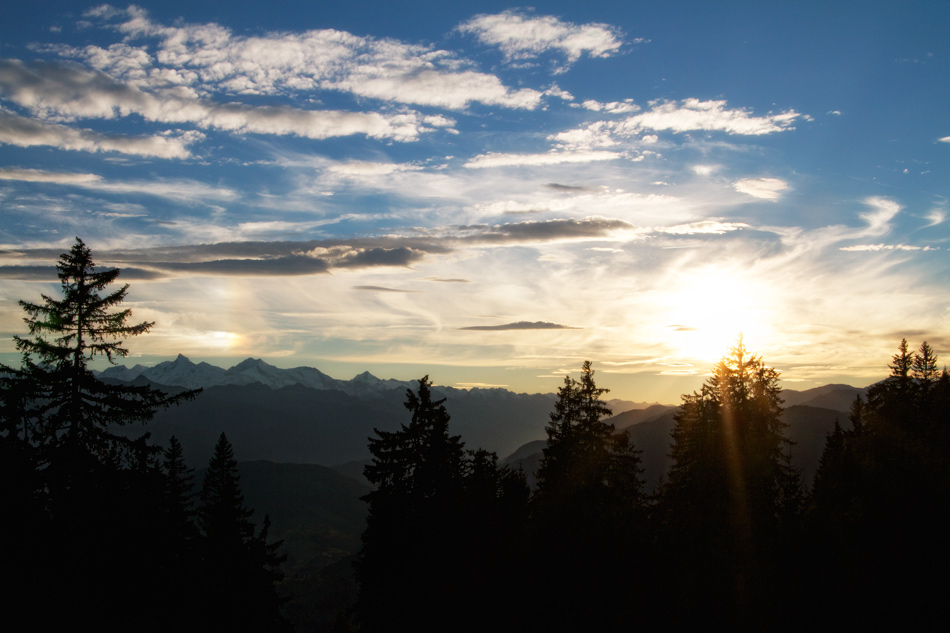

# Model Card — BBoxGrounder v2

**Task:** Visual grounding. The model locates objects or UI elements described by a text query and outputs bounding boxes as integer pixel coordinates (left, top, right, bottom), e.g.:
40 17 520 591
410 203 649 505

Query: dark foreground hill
234 461 369 633
124 379 557 469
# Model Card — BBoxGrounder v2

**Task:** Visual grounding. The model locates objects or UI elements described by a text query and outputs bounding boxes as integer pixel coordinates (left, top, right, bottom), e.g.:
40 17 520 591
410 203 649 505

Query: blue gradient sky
1 1 947 402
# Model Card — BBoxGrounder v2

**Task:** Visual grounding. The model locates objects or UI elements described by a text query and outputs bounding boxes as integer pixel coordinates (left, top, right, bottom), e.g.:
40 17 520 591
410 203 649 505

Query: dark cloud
459 321 580 331
148 255 330 276
426 277 471 283
545 183 591 192
470 217 632 243
668 324 698 332
0 218 626 281
335 247 424 269
0 264 163 281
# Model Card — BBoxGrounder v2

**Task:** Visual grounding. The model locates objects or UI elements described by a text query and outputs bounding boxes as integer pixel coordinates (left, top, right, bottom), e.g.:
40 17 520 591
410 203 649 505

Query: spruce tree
356 376 467 632
8 237 198 470
658 338 792 626
198 433 287 631
531 361 648 631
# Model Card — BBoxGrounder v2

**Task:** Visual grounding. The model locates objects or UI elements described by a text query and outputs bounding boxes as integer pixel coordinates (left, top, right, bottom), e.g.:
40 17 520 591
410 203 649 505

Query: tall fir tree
0 238 200 630
6 237 198 474
530 361 648 631
198 433 288 632
658 338 793 627
356 376 467 632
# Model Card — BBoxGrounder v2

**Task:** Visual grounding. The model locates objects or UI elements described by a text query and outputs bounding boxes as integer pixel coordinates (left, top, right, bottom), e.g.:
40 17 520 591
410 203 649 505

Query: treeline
353 342 950 632
0 239 288 632
3 239 949 631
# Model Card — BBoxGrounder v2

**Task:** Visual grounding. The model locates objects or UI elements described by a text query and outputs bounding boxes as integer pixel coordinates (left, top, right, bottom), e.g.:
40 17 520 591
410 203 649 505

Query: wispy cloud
0 108 200 158
0 59 442 142
553 99 803 150
464 150 622 168
733 177 789 200
859 196 901 236
840 244 938 252
458 10 624 66
0 167 102 184
0 167 237 201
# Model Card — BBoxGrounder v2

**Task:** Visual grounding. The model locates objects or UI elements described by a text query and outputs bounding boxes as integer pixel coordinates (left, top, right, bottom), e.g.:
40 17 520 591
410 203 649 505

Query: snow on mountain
98 354 414 396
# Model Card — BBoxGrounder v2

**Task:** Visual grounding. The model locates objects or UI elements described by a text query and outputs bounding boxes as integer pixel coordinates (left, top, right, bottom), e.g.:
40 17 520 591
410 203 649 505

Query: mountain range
101 355 869 633
105 355 867 483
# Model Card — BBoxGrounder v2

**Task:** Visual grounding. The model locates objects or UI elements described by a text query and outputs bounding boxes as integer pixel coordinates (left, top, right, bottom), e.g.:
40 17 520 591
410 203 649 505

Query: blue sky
0 1 947 402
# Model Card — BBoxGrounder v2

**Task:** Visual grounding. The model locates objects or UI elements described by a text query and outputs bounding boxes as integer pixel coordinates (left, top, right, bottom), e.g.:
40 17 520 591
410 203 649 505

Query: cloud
464 150 621 168
146 255 331 276
545 183 592 192
938 136 950 143
0 59 445 142
0 108 200 158
580 99 638 113
924 209 946 226
0 167 237 202
859 196 901 236
458 10 623 65
0 167 102 184
354 285 420 293
466 217 634 243
328 161 422 177
73 6 542 110
839 244 938 252
553 99 803 149
625 99 802 135
733 177 789 200
0 264 163 280
656 221 748 235
459 320 579 331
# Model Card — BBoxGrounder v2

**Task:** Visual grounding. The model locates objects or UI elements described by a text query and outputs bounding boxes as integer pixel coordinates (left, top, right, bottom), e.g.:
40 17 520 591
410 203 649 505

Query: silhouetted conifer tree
658 338 793 627
0 238 200 630
198 433 288 631
5 238 198 478
805 340 950 627
531 361 649 631
357 376 529 632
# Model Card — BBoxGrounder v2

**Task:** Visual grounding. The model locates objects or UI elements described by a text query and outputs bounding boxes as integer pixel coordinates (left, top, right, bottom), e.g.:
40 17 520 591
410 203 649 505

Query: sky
0 1 947 403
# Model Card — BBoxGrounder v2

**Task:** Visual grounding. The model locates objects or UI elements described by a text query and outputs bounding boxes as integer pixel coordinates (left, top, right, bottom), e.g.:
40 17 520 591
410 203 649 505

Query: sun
663 266 774 364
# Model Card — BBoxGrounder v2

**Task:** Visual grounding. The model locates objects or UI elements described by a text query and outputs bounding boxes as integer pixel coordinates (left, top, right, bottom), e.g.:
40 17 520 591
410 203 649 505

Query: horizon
91 350 877 406
1 1 947 404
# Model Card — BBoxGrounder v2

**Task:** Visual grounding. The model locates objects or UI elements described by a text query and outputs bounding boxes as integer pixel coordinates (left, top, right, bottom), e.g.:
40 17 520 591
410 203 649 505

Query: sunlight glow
663 267 774 363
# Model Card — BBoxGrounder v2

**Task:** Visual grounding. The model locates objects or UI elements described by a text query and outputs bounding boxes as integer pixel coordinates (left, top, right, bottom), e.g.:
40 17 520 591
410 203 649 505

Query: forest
2 238 948 632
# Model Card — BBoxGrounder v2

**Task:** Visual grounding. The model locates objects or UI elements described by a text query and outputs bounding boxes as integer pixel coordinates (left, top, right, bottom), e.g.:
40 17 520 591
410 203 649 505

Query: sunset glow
0 1 947 403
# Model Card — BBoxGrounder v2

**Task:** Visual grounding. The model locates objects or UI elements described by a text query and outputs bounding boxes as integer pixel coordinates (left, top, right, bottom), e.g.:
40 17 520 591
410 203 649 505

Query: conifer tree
357 376 468 632
198 433 288 631
530 361 648 631
6 237 198 471
658 338 792 626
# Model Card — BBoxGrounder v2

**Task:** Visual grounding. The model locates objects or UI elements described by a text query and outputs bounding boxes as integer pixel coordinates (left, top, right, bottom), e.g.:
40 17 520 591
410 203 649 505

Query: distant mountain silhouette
781 383 867 410
105 355 864 486
504 400 852 493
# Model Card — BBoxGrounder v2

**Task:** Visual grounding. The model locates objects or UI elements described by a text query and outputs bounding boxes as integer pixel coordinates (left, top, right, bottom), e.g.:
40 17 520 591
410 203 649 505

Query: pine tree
658 338 793 626
0 238 202 630
530 361 648 631
198 433 287 631
7 237 198 470
356 376 468 632
164 435 198 544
